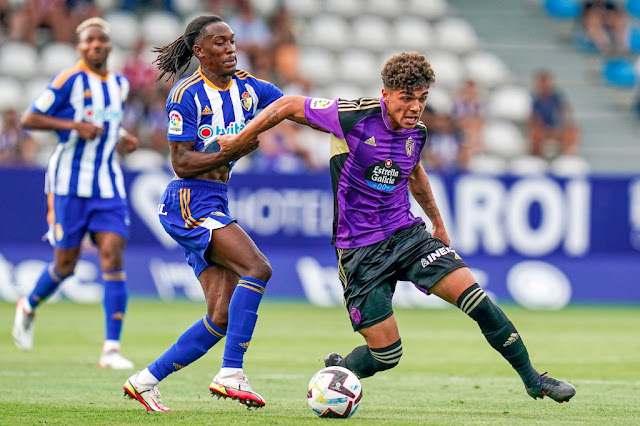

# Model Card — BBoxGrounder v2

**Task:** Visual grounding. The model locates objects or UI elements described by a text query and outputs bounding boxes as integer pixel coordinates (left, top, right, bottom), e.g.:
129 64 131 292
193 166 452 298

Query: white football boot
123 372 172 412
210 370 266 408
12 297 35 351
99 340 134 369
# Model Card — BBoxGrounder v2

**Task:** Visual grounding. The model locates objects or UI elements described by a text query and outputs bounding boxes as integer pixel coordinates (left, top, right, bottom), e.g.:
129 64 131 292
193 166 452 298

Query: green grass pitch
1 300 639 424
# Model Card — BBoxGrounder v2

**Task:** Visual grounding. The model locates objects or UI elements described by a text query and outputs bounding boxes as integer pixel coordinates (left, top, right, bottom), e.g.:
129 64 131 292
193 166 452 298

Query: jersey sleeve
31 71 75 116
165 92 198 142
303 97 344 139
254 79 284 109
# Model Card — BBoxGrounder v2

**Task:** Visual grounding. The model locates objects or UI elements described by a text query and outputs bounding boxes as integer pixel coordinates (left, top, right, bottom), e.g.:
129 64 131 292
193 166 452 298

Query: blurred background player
12 17 139 370
123 15 286 412
217 51 577 404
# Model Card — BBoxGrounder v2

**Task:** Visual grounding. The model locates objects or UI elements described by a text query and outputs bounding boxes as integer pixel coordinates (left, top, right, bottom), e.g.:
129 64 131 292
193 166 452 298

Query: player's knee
249 257 272 283
370 339 403 372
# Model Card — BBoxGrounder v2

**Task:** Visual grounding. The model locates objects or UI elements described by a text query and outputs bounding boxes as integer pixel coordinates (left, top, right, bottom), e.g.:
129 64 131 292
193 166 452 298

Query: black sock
344 340 403 379
457 284 539 386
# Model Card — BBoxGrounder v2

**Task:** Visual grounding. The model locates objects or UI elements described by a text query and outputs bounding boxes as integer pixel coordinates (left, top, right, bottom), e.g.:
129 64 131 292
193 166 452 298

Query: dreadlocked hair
381 52 435 91
153 15 224 82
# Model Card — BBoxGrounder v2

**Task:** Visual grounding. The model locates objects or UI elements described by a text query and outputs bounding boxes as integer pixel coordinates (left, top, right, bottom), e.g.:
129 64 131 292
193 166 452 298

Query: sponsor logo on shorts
168 110 183 135
503 332 520 347
350 307 362 324
420 246 457 267
310 98 334 109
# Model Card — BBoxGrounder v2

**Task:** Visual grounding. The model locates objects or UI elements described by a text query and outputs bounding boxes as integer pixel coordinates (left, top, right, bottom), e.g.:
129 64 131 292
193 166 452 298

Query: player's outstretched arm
408 162 451 245
218 95 307 153
20 110 102 140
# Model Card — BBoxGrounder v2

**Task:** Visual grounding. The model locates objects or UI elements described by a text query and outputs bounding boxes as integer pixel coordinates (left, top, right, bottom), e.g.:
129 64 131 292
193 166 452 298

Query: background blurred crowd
0 0 638 175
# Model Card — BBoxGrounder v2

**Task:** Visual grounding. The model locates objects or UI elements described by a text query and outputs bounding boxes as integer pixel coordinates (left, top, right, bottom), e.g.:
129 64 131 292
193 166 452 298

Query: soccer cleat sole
209 383 265 409
123 380 171 412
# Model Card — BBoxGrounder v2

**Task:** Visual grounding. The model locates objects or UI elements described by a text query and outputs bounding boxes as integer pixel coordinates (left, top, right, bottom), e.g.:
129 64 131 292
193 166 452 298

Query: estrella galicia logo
364 158 401 191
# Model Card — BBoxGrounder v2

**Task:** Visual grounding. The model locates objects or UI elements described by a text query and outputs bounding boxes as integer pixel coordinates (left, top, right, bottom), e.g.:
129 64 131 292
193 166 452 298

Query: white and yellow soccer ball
307 366 363 418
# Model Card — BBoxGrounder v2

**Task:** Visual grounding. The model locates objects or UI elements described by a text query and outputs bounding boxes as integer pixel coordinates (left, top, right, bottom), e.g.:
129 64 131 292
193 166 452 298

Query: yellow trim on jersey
198 66 232 91
330 134 350 159
77 59 110 82
171 72 200 103
234 69 269 83
50 65 82 89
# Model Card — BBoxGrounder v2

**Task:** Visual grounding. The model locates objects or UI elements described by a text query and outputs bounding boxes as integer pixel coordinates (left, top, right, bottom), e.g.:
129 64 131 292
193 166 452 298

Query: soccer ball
307 366 363 418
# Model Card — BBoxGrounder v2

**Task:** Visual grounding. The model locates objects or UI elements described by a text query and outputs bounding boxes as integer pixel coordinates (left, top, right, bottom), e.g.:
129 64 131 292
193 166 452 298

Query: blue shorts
47 194 130 248
158 179 236 278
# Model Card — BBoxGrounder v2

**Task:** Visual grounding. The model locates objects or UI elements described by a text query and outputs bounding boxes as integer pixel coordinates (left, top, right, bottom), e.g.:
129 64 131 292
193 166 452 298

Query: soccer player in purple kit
219 52 577 404
12 17 138 370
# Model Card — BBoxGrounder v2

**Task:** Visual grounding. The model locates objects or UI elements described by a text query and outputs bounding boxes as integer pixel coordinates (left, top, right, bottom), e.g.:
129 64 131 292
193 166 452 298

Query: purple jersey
304 97 428 249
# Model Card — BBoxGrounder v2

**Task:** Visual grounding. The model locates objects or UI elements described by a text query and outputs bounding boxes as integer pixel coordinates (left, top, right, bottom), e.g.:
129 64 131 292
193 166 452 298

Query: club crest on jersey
406 136 414 157
241 91 253 111
198 124 214 140
168 110 183 135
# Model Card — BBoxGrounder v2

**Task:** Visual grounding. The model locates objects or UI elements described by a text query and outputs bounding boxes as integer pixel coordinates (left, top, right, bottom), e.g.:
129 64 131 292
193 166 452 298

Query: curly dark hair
381 52 435 91
152 15 225 82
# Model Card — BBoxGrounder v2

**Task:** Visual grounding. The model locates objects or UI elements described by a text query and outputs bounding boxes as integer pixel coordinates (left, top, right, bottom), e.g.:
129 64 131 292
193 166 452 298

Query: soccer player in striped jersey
12 17 138 370
218 52 577 404
124 15 286 411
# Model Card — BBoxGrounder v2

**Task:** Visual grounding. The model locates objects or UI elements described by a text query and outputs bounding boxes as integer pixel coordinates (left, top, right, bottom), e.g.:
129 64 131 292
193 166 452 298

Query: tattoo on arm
266 110 279 124
412 188 441 220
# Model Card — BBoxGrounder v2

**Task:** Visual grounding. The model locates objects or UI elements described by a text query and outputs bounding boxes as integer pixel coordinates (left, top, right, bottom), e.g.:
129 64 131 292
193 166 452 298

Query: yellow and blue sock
222 276 267 368
102 269 128 342
28 264 70 309
148 315 226 381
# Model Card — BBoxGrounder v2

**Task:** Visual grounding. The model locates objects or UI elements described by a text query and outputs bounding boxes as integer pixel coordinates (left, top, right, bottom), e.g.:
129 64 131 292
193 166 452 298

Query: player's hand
431 225 451 246
74 121 103 140
218 134 259 159
119 133 139 153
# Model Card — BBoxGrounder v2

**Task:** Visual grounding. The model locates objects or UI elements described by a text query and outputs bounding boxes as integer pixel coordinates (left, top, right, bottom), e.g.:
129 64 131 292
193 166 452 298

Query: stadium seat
488 85 532 122
298 48 336 86
108 46 126 73
434 18 478 55
304 15 350 50
406 0 449 20
508 155 549 175
104 11 139 50
483 119 528 159
602 58 637 87
392 17 434 52
467 153 509 175
368 0 404 18
629 0 640 17
543 0 580 19
248 0 278 16
0 42 38 80
283 0 320 18
336 49 379 84
142 11 183 48
325 0 362 18
427 51 463 89
549 155 591 176
0 77 23 110
324 82 368 100
171 0 203 17
24 77 52 108
94 0 117 10
39 43 78 76
463 51 511 89
425 86 453 114
352 15 391 52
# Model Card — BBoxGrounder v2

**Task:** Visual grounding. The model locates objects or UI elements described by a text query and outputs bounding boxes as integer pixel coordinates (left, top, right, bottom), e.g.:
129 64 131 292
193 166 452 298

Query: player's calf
334 340 403 379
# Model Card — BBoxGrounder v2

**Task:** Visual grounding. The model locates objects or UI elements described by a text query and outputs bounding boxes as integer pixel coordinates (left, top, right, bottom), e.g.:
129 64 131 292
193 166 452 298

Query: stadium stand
0 0 637 174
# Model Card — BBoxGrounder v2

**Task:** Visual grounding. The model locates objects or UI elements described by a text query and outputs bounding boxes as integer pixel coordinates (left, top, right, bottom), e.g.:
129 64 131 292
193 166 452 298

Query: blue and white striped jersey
31 60 129 199
165 67 283 171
